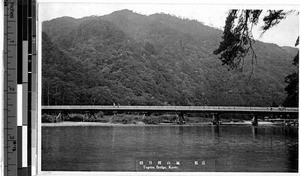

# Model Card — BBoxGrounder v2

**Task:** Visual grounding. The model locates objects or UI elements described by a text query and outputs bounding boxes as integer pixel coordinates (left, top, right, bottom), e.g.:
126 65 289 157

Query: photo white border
0 0 295 176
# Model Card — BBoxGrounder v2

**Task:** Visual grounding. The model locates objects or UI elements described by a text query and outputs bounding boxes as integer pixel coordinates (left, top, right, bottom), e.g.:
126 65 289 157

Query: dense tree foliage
284 38 299 107
42 10 297 106
214 10 299 107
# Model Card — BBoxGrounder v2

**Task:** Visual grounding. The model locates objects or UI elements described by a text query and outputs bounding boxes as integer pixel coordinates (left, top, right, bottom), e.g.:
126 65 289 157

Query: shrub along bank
42 112 261 124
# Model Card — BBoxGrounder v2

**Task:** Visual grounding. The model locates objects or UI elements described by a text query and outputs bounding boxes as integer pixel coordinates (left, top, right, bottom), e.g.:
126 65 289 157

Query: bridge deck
42 105 298 114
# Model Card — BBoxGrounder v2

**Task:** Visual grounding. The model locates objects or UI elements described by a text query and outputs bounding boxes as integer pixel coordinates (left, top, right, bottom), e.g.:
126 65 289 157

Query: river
42 124 298 172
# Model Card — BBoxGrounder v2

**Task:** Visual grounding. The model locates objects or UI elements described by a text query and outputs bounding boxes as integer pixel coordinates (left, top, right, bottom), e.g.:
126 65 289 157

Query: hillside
42 9 298 107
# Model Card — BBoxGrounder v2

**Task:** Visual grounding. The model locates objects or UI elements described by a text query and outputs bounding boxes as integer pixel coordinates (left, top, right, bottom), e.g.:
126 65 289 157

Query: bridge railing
41 105 299 113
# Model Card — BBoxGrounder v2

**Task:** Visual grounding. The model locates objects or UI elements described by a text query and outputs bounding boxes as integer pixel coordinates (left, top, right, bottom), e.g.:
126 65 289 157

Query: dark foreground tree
284 38 299 107
214 10 299 107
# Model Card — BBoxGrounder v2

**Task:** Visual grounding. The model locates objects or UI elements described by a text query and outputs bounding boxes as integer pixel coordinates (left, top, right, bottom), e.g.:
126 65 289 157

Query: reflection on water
42 125 298 172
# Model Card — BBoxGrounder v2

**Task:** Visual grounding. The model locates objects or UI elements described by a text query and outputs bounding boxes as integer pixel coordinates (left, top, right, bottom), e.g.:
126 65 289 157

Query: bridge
42 105 298 125
42 105 298 114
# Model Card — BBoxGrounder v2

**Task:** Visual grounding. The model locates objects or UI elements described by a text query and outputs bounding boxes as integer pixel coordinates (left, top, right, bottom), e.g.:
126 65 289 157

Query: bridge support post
55 113 61 123
252 115 258 126
60 111 66 122
212 113 220 125
177 112 186 125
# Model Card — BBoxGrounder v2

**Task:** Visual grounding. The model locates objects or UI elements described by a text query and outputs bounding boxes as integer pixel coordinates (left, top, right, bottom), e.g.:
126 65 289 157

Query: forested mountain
42 9 298 107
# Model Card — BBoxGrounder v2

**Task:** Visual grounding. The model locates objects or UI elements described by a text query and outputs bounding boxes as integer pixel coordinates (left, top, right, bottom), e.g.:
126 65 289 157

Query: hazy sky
39 0 299 47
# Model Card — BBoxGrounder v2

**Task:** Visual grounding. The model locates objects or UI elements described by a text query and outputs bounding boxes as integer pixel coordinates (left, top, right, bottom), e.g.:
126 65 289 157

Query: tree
214 10 299 107
284 38 299 107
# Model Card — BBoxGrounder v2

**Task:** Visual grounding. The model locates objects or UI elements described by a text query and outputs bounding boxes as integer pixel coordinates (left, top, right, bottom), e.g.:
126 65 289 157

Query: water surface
42 125 298 172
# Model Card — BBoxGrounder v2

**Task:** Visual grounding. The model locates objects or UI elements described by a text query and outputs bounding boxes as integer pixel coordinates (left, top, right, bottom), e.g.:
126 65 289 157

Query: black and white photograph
38 0 299 173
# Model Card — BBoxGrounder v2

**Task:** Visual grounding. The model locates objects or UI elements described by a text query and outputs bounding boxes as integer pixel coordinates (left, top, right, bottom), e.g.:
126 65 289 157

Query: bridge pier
211 125 220 140
251 115 258 126
55 113 62 123
177 112 186 125
252 126 258 139
212 113 220 125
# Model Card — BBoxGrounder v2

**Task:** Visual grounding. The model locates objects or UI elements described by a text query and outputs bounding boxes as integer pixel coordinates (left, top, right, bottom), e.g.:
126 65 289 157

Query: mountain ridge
41 9 298 107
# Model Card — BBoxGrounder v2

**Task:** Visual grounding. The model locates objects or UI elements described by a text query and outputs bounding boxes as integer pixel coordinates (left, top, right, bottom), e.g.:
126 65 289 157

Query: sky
38 0 300 47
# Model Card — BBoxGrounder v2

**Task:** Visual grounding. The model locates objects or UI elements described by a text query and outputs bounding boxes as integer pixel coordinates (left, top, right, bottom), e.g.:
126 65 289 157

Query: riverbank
42 121 212 127
42 113 214 125
42 113 298 127
42 121 143 126
41 121 293 127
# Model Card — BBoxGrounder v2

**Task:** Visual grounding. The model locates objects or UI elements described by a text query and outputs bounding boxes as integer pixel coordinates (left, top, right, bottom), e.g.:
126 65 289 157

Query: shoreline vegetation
42 113 213 125
42 113 297 127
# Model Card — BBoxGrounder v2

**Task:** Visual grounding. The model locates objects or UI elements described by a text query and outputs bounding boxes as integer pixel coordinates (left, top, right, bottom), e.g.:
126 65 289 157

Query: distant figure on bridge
278 105 285 110
113 103 116 107
252 116 258 126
